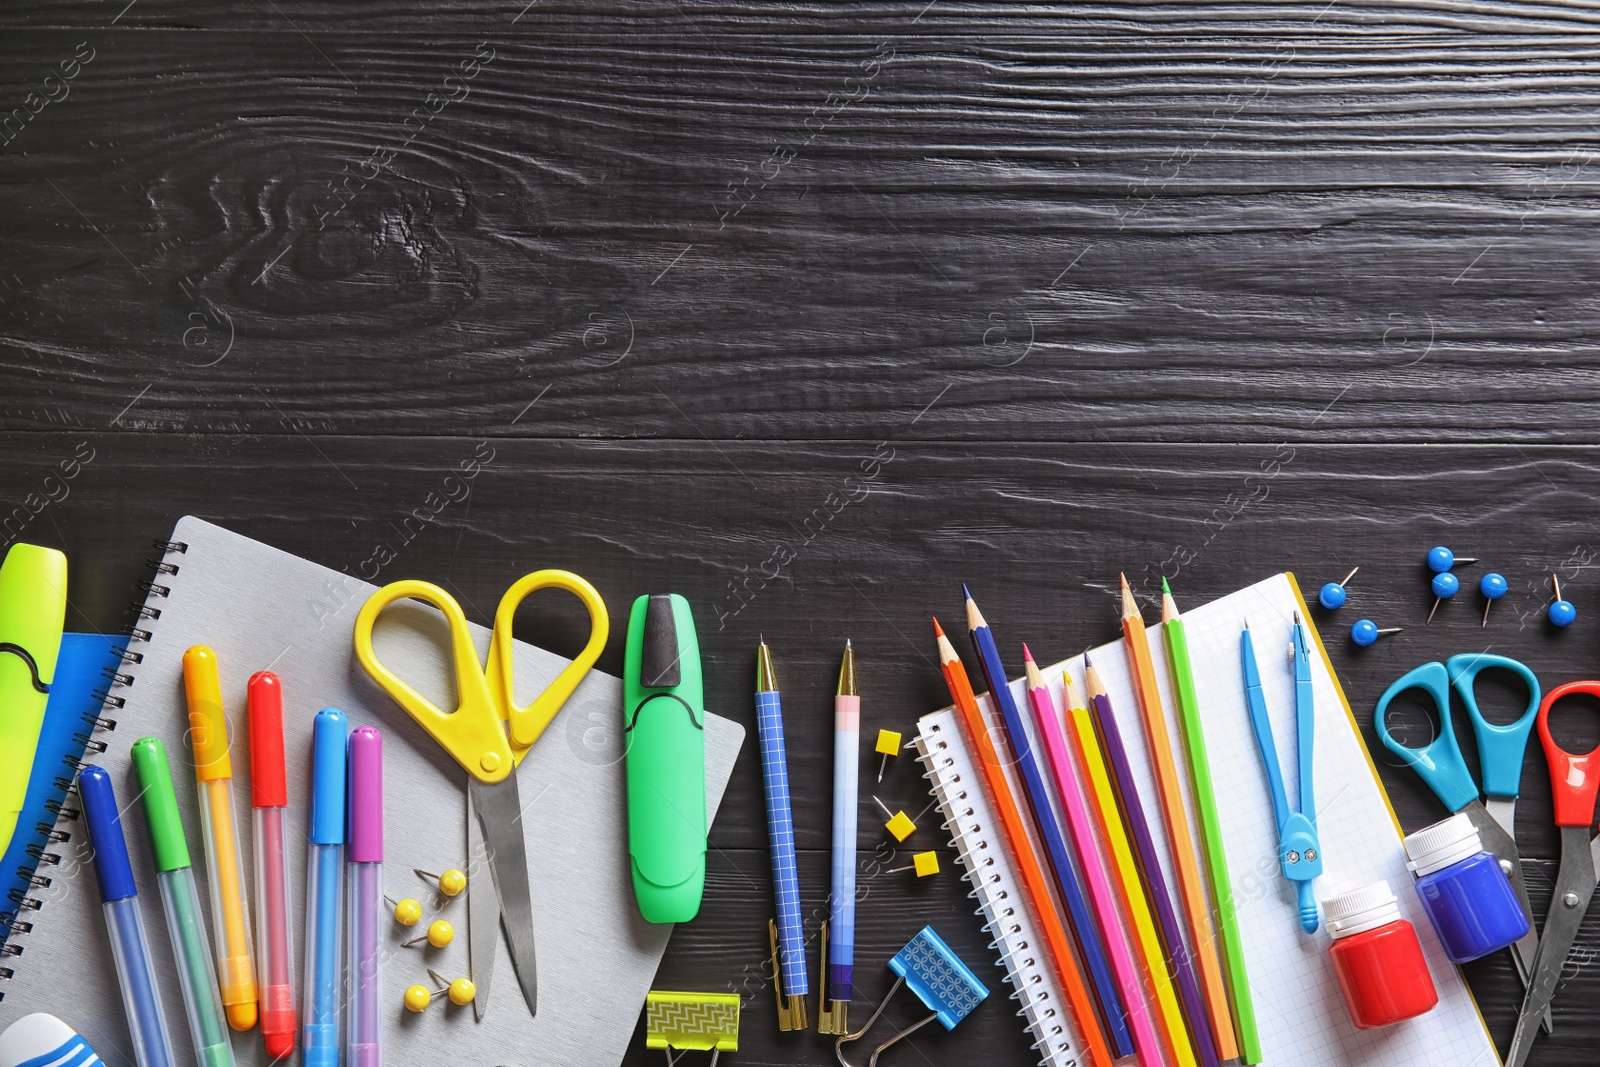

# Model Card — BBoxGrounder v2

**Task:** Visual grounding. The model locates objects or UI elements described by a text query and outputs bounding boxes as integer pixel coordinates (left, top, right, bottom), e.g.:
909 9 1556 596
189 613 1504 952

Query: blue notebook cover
0 632 121 945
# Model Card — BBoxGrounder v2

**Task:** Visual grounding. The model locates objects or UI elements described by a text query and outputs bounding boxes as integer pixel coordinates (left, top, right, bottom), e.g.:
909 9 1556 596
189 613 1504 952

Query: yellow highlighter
1067 703 1195 1067
184 645 259 1031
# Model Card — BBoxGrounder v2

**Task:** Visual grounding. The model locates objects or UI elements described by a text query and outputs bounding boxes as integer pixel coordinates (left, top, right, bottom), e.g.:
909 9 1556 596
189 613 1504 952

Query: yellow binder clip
645 990 740 1065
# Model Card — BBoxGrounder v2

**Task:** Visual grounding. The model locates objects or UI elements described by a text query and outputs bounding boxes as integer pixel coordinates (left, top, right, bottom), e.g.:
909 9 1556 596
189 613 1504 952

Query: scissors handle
487 570 610 752
1445 653 1540 800
354 580 514 784
1536 680 1600 828
1374 661 1478 813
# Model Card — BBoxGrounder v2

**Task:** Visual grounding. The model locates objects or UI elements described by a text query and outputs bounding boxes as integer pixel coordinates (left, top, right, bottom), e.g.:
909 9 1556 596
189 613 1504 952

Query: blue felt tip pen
79 765 178 1067
303 709 348 1067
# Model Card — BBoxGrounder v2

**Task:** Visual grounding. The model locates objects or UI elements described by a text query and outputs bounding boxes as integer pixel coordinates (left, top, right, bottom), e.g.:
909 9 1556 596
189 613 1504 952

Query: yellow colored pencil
1119 575 1236 1060
1065 690 1196 1067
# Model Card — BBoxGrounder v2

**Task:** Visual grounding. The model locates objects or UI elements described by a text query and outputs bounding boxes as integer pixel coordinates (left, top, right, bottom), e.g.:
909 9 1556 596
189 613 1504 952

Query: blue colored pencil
963 586 1133 1058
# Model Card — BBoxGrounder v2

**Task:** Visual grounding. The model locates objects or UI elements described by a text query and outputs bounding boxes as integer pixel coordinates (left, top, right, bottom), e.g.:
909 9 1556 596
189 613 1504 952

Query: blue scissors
1374 653 1544 1028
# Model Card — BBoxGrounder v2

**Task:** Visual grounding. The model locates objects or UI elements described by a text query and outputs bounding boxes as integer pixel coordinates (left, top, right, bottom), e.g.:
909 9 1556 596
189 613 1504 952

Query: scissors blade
469 774 539 1018
465 780 497 1023
1463 800 1545 1022
1505 827 1598 1067
1484 795 1517 840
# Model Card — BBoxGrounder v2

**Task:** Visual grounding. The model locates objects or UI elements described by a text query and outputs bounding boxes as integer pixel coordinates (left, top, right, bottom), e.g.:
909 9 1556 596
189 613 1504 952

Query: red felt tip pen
248 671 296 1059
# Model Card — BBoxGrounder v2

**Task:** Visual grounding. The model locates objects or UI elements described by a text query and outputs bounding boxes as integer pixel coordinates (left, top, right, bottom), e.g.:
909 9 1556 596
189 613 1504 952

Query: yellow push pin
403 969 477 1012
402 919 454 949
872 797 916 843
888 851 940 877
385 895 423 927
414 867 468 897
873 729 903 783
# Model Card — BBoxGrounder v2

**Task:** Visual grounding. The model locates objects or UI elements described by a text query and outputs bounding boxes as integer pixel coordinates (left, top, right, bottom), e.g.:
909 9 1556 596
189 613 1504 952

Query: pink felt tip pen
247 672 296 1060
346 726 383 1067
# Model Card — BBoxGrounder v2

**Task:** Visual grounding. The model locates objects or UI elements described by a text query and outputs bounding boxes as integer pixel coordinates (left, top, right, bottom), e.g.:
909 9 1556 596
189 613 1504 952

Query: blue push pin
1319 567 1359 610
1549 574 1577 627
1427 546 1479 573
1427 571 1459 624
1479 572 1508 627
1351 619 1402 647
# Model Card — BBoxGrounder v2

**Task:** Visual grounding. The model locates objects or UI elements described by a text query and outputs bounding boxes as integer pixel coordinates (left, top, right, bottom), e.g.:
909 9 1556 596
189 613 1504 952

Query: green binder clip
645 990 739 1064
623 594 708 923
0 543 68 859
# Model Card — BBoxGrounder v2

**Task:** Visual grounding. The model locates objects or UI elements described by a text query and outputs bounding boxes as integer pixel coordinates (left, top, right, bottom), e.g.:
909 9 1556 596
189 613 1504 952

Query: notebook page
1027 573 1499 1066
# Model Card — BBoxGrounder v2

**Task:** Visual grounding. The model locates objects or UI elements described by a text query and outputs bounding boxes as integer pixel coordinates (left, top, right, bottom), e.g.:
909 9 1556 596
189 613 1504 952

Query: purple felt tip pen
346 727 383 1067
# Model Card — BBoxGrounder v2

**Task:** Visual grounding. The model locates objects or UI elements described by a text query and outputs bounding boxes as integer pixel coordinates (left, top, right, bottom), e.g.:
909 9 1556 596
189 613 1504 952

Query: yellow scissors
354 570 608 1021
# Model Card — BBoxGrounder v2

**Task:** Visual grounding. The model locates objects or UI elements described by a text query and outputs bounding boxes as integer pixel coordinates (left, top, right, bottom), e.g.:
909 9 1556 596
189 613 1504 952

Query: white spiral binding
0 538 185 986
915 714 1080 1067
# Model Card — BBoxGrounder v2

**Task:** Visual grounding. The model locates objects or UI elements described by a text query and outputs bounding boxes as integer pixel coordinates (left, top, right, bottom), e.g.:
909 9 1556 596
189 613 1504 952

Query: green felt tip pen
623 594 707 923
132 737 237 1067
0 542 68 860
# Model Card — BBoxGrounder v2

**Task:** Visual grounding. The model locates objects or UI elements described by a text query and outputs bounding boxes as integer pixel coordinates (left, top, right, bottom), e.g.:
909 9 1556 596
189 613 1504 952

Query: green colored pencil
1162 578 1261 1064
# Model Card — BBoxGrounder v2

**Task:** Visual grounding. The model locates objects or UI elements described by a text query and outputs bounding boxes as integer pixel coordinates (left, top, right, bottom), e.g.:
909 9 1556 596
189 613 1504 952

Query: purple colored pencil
1084 654 1218 1067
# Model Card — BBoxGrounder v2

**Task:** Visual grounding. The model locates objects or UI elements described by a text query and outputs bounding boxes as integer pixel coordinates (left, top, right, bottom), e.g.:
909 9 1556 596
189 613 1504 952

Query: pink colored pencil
1024 645 1164 1067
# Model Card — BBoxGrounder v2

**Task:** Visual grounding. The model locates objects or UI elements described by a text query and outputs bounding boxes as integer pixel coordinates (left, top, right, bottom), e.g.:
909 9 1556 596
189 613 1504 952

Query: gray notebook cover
0 516 744 1067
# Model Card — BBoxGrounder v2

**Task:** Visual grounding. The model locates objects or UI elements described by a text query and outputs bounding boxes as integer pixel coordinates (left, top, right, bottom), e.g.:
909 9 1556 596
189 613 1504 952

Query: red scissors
1505 679 1600 1067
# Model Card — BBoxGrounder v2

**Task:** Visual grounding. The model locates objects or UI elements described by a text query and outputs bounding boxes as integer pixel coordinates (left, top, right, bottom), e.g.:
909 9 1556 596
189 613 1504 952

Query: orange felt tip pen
184 645 259 1031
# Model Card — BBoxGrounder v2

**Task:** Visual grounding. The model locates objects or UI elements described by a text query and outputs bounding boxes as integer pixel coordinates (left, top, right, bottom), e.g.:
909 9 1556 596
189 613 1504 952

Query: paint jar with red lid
1322 881 1438 1029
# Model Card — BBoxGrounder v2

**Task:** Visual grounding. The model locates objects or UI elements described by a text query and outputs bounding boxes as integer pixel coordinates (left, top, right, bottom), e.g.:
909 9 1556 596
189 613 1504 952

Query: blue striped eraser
0 1013 102 1067
889 926 990 1030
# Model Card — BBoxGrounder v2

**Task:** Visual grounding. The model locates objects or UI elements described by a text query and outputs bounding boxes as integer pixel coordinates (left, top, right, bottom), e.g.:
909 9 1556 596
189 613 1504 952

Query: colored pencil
1084 653 1219 1067
933 619 1113 1067
1163 580 1261 1064
1118 575 1234 1061
963 589 1130 1059
1024 648 1164 1067
1065 686 1197 1067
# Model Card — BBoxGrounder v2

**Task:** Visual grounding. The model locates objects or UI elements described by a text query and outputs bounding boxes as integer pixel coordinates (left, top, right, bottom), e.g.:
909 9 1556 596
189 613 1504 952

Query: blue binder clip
834 926 989 1067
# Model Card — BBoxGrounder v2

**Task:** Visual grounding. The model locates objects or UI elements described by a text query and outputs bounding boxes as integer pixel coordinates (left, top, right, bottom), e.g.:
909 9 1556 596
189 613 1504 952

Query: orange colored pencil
934 619 1113 1067
1118 575 1237 1060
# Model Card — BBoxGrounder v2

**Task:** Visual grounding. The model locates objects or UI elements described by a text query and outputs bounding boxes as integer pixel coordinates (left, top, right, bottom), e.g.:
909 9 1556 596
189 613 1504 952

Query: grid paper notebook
0 516 745 1067
916 572 1498 1067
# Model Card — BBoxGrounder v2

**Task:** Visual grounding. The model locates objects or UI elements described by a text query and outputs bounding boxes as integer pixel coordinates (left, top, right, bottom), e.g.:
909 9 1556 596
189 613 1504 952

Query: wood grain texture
5 434 1600 1061
6 13 1600 440
5 1 1600 1061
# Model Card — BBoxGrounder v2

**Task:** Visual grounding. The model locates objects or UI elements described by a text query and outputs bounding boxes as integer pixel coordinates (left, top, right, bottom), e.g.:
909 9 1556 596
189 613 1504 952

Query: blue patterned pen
756 639 809 1031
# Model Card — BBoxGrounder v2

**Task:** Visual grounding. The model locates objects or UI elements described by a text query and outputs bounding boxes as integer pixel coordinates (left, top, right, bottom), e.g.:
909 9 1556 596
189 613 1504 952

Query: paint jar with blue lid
1403 812 1530 964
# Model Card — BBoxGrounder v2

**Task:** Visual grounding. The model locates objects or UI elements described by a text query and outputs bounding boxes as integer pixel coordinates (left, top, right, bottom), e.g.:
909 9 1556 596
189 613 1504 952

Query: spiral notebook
0 516 745 1067
915 573 1499 1067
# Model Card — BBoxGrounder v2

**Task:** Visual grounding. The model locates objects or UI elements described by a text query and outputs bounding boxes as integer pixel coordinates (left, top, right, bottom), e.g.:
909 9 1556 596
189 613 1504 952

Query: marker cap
182 645 232 781
347 726 383 863
78 765 137 902
247 671 288 807
0 543 68 686
130 737 191 873
308 708 348 845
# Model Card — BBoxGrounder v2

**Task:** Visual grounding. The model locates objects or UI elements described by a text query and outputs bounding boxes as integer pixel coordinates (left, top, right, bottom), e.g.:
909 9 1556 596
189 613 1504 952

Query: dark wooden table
5 2 1600 1063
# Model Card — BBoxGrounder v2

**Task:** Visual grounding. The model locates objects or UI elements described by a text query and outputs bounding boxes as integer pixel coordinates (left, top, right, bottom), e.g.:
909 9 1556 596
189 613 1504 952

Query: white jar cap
1321 881 1402 939
1404 812 1484 878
